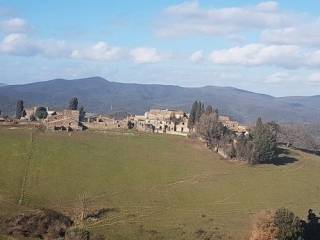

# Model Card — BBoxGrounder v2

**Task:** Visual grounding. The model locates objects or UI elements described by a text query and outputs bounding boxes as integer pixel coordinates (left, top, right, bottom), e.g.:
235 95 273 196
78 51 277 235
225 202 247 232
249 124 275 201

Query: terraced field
0 127 320 239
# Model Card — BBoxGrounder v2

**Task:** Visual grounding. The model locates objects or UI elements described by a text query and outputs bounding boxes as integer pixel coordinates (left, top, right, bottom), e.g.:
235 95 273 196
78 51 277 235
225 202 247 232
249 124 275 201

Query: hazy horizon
1 75 319 98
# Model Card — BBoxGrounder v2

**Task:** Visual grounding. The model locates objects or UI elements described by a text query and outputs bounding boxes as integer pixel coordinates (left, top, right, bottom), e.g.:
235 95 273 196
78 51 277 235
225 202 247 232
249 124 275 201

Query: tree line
188 100 279 165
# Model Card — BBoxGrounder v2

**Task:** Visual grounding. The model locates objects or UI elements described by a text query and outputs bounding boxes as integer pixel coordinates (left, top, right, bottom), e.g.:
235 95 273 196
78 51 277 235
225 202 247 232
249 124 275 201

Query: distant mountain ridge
0 83 6 87
0 76 319 124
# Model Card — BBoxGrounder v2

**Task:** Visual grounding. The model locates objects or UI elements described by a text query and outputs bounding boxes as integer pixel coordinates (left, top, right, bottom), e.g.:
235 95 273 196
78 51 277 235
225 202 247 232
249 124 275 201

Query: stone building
84 114 127 130
24 107 37 120
134 109 190 136
45 110 83 131
218 115 248 134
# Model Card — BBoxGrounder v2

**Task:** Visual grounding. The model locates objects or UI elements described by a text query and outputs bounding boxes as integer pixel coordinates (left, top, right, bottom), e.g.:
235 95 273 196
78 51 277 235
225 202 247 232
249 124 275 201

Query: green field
0 127 320 239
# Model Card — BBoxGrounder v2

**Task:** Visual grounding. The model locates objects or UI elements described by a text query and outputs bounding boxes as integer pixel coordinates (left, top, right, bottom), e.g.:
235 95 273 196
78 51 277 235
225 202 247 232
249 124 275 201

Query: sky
0 1 319 96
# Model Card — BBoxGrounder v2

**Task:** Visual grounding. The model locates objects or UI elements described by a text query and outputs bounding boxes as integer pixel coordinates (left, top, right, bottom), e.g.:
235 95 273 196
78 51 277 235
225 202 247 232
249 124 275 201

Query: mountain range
0 76 319 124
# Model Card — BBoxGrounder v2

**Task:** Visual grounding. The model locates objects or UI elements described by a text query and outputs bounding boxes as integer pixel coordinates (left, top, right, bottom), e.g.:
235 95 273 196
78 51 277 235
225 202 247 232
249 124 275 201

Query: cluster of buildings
132 109 247 136
2 106 248 136
133 109 190 136
22 107 127 131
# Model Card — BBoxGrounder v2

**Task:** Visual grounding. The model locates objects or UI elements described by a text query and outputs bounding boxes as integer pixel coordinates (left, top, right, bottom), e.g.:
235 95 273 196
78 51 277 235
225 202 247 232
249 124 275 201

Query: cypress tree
69 97 78 110
205 105 213 114
79 106 86 122
195 101 204 123
252 117 278 164
16 100 25 119
188 100 198 128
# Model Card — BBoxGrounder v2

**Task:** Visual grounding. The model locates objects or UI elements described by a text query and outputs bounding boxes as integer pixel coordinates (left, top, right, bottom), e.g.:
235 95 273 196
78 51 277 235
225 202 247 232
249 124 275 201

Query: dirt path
18 130 34 205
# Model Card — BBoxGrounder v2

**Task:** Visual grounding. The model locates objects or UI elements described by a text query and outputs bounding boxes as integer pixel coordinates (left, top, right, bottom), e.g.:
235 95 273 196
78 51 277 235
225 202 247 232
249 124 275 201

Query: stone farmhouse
24 107 83 131
133 109 190 136
45 110 83 131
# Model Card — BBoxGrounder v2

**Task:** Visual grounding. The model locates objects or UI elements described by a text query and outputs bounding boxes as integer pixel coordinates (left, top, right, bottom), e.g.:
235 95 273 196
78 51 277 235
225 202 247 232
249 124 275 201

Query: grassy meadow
0 127 320 239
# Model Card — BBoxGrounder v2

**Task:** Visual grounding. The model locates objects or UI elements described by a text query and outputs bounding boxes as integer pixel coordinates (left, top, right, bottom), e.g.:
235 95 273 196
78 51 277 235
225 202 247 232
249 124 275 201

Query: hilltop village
0 105 248 137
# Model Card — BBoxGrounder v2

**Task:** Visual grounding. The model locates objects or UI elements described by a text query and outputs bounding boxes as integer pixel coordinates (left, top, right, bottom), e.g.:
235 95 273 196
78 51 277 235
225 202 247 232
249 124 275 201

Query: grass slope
0 128 320 239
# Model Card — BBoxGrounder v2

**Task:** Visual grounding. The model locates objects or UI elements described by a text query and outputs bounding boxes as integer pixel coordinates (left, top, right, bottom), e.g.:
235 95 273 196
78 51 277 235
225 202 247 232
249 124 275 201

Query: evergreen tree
127 121 135 129
205 105 213 114
16 100 25 119
252 118 278 164
68 97 78 110
195 101 205 123
188 100 198 128
79 106 86 122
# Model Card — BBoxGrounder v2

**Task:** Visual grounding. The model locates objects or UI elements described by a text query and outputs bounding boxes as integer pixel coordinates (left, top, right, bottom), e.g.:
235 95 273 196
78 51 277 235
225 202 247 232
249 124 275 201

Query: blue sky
0 0 320 96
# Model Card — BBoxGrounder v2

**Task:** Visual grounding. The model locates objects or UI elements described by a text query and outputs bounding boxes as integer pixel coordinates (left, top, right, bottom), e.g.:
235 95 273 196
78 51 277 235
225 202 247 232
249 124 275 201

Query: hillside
1 128 319 239
0 77 320 123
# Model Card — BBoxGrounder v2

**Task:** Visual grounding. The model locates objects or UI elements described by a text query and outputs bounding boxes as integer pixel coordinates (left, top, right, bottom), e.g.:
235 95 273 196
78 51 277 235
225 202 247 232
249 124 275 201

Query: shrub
274 208 303 240
250 210 277 240
250 208 303 240
35 107 48 120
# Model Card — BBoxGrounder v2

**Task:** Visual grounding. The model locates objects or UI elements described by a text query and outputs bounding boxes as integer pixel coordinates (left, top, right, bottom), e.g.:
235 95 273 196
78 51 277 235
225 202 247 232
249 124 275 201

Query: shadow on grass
266 147 298 166
278 143 320 157
271 155 298 166
294 147 320 157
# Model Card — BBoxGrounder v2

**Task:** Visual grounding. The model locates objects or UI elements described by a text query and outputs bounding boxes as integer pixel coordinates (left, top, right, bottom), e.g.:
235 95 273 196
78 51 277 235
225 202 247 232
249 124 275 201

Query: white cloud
0 33 37 56
308 50 320 66
156 1 295 37
0 33 169 64
256 1 279 12
130 47 168 64
0 18 30 33
261 20 320 47
189 50 204 63
166 0 199 15
0 33 71 58
308 73 320 83
265 72 297 84
265 71 320 85
209 44 320 69
71 41 123 61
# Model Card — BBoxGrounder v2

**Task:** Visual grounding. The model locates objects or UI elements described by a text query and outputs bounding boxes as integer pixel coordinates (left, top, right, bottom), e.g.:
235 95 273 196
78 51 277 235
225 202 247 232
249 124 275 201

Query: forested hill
0 76 320 124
